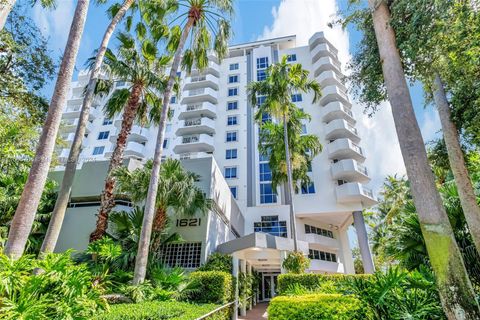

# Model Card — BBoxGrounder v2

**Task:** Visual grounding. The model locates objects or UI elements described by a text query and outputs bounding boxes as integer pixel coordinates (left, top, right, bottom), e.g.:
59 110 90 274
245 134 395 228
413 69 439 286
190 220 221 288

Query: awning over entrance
217 232 309 273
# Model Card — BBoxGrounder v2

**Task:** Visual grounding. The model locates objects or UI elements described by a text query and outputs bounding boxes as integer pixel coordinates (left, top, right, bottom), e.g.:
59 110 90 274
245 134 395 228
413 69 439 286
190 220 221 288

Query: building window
286 54 297 62
301 124 307 134
307 163 312 172
226 131 237 142
261 112 272 124
301 182 316 194
254 215 287 237
92 146 105 155
227 115 238 126
308 249 337 263
260 182 277 204
256 96 266 106
305 224 334 238
170 96 177 104
259 163 272 182
226 148 238 159
163 139 168 149
256 69 267 81
97 131 109 140
259 152 270 162
159 242 202 268
228 75 239 83
337 179 347 186
227 101 238 110
224 166 238 179
291 93 303 102
230 186 238 199
102 118 113 125
256 57 269 69
230 63 239 71
228 87 238 96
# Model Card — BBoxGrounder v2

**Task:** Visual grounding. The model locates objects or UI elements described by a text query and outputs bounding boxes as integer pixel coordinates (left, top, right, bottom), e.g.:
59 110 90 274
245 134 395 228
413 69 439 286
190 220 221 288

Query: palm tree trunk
283 113 298 252
433 73 480 254
4 0 89 259
150 206 168 253
40 0 134 256
0 0 15 31
368 1 480 317
133 18 194 285
89 83 143 243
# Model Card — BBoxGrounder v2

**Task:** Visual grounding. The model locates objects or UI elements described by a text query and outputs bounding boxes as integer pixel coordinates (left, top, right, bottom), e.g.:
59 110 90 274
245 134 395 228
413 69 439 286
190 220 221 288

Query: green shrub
94 301 229 320
0 251 107 319
185 271 234 304
268 294 368 320
277 273 371 295
198 253 232 273
281 251 310 274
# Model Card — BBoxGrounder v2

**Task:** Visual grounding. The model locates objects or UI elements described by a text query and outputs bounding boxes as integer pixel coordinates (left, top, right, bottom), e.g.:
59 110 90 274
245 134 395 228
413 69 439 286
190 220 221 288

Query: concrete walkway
238 302 268 320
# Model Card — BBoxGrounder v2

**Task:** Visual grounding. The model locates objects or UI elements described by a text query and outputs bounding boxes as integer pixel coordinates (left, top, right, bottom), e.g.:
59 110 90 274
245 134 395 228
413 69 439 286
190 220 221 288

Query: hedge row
277 273 371 295
94 301 227 320
268 294 369 320
187 271 234 304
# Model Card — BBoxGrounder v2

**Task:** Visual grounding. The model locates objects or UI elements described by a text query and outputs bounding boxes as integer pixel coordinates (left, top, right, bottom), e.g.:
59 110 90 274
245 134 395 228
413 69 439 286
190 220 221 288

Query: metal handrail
195 301 234 320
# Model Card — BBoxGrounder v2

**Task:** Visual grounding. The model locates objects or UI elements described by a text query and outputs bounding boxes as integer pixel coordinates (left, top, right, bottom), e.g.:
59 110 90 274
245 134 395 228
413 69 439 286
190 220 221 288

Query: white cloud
259 0 406 192
419 108 442 144
33 1 75 52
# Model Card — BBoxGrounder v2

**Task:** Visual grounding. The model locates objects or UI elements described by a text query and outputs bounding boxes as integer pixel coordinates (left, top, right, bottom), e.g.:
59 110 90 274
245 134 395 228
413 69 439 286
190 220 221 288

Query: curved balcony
331 159 370 183
61 118 80 133
60 132 76 146
319 85 351 107
178 102 216 120
327 138 365 163
324 119 360 143
307 259 343 274
313 56 342 78
300 233 340 251
109 125 149 144
107 141 145 159
321 102 355 124
317 70 346 92
63 105 82 119
336 182 377 207
173 134 215 154
189 61 220 78
311 42 339 64
181 87 218 105
176 117 215 136
183 74 219 90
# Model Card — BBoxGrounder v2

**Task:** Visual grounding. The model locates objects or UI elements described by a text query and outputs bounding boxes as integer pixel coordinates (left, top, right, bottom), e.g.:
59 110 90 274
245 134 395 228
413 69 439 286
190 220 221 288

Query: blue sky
32 0 441 192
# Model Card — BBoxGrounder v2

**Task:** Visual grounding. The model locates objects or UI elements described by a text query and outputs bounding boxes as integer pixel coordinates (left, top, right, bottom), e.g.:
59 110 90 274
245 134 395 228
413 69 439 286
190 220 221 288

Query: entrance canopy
217 232 309 273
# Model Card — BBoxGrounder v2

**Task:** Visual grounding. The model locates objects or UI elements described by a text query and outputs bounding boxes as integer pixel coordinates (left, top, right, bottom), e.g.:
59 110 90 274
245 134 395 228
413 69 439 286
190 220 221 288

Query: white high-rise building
54 32 376 299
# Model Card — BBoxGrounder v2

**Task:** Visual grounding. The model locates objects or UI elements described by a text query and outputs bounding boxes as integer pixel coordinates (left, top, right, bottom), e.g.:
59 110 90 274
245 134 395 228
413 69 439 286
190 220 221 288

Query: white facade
55 32 376 276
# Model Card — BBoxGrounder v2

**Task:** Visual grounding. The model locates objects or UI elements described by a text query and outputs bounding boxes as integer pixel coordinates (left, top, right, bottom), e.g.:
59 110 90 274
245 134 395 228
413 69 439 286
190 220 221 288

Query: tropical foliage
281 251 310 274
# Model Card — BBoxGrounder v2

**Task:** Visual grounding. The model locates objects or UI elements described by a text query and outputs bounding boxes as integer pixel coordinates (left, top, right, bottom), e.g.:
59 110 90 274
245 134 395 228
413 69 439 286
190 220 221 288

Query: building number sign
176 218 201 227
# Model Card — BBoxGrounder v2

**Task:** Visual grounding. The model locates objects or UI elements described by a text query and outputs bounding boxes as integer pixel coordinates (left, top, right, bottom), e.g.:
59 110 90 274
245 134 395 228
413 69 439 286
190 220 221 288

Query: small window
286 54 297 62
301 124 307 134
92 146 105 155
97 131 109 140
227 115 238 126
260 182 277 204
230 186 238 199
291 94 303 102
230 63 239 71
228 88 238 97
256 69 267 81
256 96 266 106
228 75 239 83
224 167 238 179
227 101 238 110
226 149 238 159
301 182 316 194
163 139 168 149
102 118 113 125
170 96 177 104
259 163 272 182
256 57 269 69
226 131 237 142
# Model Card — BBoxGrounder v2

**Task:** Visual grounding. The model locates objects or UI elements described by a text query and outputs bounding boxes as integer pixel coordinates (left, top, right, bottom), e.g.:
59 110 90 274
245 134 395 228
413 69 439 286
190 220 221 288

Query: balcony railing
351 143 363 155
185 119 202 127
182 136 200 144
362 186 374 198
357 163 368 176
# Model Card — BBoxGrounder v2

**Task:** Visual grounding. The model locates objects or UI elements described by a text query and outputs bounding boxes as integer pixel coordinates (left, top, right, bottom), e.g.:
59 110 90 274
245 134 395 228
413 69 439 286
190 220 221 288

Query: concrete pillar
353 211 375 274
240 259 247 317
232 256 239 320
247 263 253 309
280 250 288 274
338 226 355 274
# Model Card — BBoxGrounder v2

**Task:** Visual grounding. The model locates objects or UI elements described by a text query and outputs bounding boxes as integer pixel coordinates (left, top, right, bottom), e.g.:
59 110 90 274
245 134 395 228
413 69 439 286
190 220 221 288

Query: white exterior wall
55 32 377 275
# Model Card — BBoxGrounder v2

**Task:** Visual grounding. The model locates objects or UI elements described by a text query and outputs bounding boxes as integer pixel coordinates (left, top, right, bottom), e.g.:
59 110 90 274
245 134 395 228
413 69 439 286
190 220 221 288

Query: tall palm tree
258 108 322 194
114 158 211 253
88 33 169 242
40 0 136 256
248 56 321 251
367 0 480 317
133 0 233 284
4 0 90 259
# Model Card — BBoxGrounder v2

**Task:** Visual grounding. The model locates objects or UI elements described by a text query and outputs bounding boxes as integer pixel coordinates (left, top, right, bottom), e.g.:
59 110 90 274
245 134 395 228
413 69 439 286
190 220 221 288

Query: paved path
238 302 268 320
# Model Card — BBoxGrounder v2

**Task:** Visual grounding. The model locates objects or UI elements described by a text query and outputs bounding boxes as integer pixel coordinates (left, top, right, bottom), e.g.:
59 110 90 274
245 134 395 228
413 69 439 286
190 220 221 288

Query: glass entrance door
261 274 279 301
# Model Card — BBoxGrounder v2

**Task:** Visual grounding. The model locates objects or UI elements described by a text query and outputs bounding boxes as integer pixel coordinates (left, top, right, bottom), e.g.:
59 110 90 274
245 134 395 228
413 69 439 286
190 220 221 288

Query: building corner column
353 211 375 274
232 256 239 320
240 259 247 317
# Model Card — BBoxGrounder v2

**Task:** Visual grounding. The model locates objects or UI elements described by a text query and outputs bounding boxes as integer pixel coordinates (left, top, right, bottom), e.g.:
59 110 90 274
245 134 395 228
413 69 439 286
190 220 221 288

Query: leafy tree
135 0 233 285
198 253 232 273
282 251 310 274
344 0 480 315
248 55 321 251
87 33 169 242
